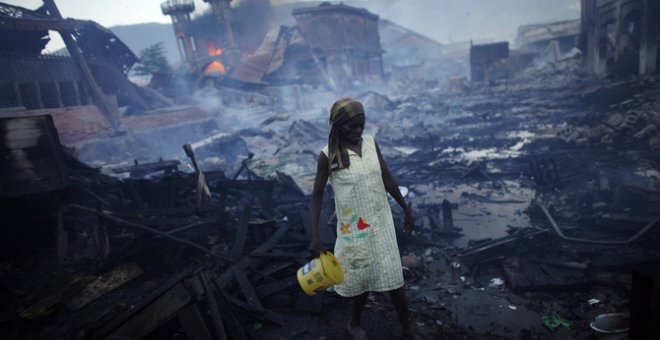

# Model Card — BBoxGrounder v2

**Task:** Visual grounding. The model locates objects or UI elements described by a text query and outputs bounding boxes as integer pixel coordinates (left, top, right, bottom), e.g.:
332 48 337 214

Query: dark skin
309 113 415 339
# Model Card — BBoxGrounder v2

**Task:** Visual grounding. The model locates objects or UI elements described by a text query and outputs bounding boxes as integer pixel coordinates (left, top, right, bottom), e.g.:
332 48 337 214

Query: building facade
581 0 660 75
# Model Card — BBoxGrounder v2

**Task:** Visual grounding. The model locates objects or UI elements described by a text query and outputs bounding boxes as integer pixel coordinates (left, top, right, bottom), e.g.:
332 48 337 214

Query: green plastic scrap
541 315 572 332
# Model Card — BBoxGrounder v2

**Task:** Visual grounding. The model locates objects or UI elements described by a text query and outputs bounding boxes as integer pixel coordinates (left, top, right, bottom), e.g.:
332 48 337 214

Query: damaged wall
580 0 660 76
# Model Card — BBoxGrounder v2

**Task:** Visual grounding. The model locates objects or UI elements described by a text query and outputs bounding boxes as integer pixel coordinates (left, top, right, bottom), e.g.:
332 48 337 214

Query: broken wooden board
19 275 94 320
502 257 592 293
67 262 143 311
98 275 204 339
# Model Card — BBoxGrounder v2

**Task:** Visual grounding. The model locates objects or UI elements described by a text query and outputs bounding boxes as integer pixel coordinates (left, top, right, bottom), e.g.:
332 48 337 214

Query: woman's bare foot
347 321 369 340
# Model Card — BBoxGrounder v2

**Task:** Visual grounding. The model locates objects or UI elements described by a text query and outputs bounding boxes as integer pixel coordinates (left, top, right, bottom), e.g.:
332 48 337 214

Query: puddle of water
507 130 535 151
635 169 660 181
411 181 535 248
392 146 418 155
439 147 522 162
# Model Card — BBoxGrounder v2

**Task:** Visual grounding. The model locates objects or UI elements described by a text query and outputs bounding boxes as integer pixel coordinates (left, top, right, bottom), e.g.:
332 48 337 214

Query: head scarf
327 97 364 172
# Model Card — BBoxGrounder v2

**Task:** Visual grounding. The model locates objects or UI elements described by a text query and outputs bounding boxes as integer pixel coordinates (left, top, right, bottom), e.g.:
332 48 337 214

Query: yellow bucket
297 251 344 296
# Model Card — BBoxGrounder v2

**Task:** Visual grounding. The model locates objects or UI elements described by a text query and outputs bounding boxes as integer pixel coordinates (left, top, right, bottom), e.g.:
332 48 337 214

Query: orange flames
207 41 223 57
205 41 226 75
204 61 226 76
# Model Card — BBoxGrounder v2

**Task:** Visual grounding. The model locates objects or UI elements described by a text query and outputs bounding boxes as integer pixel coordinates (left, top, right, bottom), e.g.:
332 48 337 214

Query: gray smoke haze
292 0 581 44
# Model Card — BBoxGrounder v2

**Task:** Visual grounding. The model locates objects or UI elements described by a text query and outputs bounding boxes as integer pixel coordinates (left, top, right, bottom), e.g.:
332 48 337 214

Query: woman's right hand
308 235 323 259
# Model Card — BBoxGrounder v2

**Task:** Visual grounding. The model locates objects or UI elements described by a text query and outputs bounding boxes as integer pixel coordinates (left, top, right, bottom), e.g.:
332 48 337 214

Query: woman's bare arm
309 151 330 255
375 141 414 232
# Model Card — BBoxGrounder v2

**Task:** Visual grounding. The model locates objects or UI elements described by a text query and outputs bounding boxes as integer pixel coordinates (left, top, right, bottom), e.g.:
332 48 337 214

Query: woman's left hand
403 209 415 233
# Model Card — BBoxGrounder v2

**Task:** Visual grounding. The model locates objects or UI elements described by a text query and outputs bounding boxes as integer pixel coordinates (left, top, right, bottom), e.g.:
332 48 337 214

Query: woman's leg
389 287 414 339
348 293 369 339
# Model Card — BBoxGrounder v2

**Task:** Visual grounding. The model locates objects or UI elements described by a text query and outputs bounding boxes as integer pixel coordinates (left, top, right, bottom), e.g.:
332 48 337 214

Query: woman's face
339 113 365 145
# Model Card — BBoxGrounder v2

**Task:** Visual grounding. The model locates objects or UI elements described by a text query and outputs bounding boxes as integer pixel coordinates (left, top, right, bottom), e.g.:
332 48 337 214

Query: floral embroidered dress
321 135 404 297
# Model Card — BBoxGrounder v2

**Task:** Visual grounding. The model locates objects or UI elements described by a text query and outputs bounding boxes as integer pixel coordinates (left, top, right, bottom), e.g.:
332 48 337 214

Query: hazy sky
6 0 581 51
5 0 192 26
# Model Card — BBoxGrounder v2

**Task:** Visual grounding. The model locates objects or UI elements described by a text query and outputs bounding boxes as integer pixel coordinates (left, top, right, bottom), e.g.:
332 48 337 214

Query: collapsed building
0 1 218 163
515 19 581 61
580 0 660 76
468 41 536 83
162 1 447 90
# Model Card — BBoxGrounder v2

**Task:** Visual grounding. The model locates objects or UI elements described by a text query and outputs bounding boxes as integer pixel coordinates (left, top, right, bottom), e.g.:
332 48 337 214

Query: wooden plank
2 167 64 183
255 277 298 299
215 223 291 288
200 272 227 340
115 204 225 219
2 177 65 196
255 261 294 277
250 251 308 258
233 267 264 313
67 204 235 263
177 303 213 340
89 271 193 340
230 199 253 260
225 295 285 326
214 289 253 340
67 263 144 311
107 282 193 339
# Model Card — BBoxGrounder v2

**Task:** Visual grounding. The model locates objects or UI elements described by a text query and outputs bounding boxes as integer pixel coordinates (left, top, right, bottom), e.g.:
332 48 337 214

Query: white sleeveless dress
322 135 404 297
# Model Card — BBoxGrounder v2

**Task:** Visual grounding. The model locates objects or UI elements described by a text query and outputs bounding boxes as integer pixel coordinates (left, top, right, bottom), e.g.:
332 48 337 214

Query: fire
207 42 223 56
204 61 226 75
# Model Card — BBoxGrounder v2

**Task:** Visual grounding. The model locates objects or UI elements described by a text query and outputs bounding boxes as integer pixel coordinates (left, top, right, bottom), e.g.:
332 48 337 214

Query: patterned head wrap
327 97 364 172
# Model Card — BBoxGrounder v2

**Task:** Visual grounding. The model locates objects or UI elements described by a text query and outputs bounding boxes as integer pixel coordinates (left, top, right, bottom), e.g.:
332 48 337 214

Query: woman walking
308 97 415 340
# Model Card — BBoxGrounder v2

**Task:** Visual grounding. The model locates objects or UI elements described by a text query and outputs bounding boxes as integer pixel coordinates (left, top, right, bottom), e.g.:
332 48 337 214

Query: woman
308 97 415 339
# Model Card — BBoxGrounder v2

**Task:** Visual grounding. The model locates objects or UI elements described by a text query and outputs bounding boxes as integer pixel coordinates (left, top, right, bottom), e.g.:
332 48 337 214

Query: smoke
342 0 580 44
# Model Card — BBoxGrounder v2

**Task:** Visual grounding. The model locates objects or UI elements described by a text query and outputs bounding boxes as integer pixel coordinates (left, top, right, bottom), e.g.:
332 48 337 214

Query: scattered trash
589 313 629 335
487 277 505 288
541 315 572 332
588 298 600 305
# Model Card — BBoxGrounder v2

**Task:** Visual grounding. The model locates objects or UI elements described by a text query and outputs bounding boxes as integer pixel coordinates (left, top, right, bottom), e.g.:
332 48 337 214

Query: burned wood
233 267 265 313
67 204 234 263
215 222 291 288
89 270 199 339
213 287 255 340
183 143 212 206
67 262 143 311
230 198 254 260
200 271 227 340
454 228 548 268
224 294 285 326
166 220 212 235
255 277 298 299
250 250 309 258
176 303 213 340
503 257 592 293
537 202 660 245
103 279 200 339
110 159 180 178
